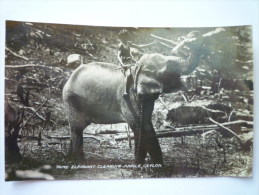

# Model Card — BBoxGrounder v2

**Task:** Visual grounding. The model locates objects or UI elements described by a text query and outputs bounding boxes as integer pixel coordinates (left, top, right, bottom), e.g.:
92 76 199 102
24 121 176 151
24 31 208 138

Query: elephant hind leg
68 124 87 160
65 104 90 160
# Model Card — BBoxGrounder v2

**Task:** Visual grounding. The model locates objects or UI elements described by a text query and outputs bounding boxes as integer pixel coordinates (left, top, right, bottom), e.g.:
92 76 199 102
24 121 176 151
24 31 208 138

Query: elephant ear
132 54 164 95
136 72 163 95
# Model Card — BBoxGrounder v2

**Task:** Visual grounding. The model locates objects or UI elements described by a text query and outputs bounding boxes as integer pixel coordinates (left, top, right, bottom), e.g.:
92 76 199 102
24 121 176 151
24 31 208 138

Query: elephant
62 31 204 165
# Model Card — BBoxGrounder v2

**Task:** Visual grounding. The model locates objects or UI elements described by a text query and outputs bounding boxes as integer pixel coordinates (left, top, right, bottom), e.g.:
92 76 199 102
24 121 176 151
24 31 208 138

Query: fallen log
48 129 208 142
95 120 253 141
46 135 102 142
114 128 217 141
94 124 237 135
95 126 216 135
114 119 252 142
47 119 252 145
95 129 126 134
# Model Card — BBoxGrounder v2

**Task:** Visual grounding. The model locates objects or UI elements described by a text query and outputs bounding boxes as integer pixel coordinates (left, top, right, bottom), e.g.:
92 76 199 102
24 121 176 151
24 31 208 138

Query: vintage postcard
4 21 253 180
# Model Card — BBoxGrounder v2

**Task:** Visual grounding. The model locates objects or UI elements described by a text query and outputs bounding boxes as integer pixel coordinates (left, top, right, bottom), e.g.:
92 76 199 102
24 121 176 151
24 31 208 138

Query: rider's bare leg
123 72 130 97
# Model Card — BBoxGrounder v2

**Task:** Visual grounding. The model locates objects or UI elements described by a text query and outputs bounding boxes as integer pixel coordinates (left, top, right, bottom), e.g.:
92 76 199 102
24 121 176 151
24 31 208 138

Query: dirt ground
10 120 252 180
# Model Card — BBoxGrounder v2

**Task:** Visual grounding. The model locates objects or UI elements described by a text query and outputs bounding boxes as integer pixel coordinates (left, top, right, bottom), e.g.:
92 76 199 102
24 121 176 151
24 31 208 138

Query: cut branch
222 120 253 128
20 88 51 131
6 47 29 61
159 42 174 49
46 135 102 142
150 34 178 45
23 107 46 121
202 27 225 38
158 96 170 111
5 64 63 72
209 117 243 145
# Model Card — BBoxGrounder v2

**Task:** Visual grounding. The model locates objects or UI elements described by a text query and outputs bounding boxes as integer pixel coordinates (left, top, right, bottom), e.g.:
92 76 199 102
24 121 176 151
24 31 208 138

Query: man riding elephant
117 29 156 98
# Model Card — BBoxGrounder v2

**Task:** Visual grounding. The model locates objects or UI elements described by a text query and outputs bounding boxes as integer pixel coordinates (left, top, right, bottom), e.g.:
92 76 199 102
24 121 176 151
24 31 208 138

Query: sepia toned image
4 21 253 181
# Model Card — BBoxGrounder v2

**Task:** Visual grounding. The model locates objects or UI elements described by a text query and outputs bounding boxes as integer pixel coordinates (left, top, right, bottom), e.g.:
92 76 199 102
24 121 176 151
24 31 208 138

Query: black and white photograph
4 21 254 181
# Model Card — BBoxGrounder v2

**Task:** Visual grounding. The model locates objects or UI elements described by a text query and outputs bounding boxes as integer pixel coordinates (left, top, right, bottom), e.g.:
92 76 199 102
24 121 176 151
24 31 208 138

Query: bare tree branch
158 96 170 111
20 87 51 131
6 47 29 61
209 117 243 145
150 34 178 45
5 64 63 72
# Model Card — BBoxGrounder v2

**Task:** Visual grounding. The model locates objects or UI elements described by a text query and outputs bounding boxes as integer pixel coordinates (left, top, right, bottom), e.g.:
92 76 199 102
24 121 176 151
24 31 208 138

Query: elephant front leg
133 103 163 165
144 125 163 165
133 130 148 165
121 91 163 165
133 124 163 166
141 97 163 165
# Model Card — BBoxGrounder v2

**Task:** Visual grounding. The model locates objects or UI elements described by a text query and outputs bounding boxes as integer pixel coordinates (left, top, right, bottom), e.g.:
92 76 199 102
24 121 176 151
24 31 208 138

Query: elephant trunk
181 49 202 75
172 31 203 75
134 94 162 165
135 95 144 164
